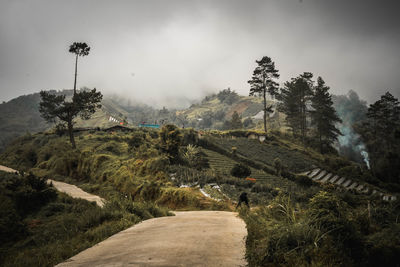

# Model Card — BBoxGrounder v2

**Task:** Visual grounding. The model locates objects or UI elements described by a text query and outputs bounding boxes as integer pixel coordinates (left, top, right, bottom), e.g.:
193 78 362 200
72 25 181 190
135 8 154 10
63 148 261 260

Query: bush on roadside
230 163 251 178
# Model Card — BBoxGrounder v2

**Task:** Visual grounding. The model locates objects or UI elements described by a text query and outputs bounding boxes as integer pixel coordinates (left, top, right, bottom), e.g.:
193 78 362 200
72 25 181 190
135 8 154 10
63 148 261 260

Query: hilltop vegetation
0 88 277 151
1 124 399 266
0 171 170 267
240 191 400 266
0 126 230 266
1 81 399 266
0 93 49 152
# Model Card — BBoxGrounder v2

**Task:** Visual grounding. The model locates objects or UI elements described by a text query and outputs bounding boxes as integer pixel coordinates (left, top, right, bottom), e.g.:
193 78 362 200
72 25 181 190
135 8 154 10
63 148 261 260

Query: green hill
0 88 280 152
0 125 399 266
0 90 161 151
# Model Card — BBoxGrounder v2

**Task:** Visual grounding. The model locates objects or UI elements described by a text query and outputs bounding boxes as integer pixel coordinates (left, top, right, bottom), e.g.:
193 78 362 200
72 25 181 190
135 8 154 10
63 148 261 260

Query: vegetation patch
240 191 400 266
0 171 170 267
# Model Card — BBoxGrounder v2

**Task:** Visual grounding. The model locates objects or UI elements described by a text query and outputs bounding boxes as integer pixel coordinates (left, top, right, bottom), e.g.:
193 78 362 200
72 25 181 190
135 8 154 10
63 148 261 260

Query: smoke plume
333 90 370 167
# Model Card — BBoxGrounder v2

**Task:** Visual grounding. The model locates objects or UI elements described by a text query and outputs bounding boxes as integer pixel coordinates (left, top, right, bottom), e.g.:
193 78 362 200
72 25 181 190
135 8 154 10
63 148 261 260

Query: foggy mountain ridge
0 89 373 167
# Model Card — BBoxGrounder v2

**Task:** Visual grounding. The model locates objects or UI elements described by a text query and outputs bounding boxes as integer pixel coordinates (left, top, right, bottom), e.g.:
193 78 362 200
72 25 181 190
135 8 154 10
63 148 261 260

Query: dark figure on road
236 192 249 209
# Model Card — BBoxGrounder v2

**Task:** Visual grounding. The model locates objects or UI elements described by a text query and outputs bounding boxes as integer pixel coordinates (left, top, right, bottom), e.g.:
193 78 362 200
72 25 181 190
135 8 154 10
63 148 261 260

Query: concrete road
47 179 105 207
0 165 18 173
56 211 247 267
0 165 105 207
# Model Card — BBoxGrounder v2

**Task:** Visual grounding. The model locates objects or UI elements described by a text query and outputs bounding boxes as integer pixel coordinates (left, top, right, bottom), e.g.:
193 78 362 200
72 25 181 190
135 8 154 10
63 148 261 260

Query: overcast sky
1 0 399 107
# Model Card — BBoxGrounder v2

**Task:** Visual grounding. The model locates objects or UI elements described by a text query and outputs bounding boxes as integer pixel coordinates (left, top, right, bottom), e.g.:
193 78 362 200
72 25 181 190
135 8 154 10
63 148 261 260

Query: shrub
367 224 400 266
230 163 251 178
181 128 198 146
135 181 162 202
156 188 200 209
273 157 282 176
295 174 314 187
181 145 209 170
0 195 26 243
159 124 182 163
140 156 169 175
127 132 145 149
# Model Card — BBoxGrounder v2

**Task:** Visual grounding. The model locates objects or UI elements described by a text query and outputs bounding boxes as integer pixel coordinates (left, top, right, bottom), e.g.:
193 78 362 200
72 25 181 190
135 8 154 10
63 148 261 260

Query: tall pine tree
310 77 342 153
278 72 313 143
248 56 279 133
356 92 400 182
230 111 243 129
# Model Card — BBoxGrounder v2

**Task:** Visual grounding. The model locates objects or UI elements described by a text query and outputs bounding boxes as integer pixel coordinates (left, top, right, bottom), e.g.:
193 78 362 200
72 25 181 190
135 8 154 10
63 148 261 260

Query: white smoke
357 144 371 169
337 126 370 169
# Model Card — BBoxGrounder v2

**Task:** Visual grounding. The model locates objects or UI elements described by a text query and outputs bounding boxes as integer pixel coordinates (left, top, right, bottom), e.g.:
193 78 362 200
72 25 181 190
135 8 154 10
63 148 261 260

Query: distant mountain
0 90 148 151
0 92 49 151
0 88 277 151
177 90 280 130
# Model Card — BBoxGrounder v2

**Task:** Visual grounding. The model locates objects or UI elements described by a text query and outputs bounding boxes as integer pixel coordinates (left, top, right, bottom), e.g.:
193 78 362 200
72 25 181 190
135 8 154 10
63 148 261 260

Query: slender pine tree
248 56 279 133
310 77 342 153
278 72 313 143
356 92 400 182
69 42 90 96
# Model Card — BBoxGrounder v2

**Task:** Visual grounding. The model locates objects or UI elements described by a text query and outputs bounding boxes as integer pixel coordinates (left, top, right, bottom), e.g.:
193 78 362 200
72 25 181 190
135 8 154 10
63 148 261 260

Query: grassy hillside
0 127 233 266
0 90 161 151
0 93 49 151
179 92 281 130
0 171 171 267
0 88 282 152
1 102 398 266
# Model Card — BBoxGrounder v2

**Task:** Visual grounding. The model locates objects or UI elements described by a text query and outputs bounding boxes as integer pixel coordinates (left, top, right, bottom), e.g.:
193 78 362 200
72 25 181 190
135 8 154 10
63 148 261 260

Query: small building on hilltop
104 125 133 132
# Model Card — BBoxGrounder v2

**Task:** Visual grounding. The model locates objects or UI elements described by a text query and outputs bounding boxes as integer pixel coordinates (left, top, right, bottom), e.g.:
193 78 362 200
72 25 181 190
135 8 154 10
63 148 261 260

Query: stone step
342 179 352 188
356 184 365 191
362 187 370 194
347 182 358 190
320 173 333 183
313 170 327 181
328 175 340 183
301 169 397 201
335 177 346 185
308 168 321 178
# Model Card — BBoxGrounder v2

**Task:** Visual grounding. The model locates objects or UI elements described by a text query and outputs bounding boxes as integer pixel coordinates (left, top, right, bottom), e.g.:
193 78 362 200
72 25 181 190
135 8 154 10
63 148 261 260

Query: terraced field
209 137 317 172
203 148 296 190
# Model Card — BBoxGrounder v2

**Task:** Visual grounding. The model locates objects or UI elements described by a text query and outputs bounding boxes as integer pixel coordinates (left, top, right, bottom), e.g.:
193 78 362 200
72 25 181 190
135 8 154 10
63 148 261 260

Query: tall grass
240 191 400 266
0 171 171 267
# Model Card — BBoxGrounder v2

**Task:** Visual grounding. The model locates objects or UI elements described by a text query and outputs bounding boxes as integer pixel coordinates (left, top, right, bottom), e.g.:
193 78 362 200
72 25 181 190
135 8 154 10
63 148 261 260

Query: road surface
0 165 105 207
56 211 247 267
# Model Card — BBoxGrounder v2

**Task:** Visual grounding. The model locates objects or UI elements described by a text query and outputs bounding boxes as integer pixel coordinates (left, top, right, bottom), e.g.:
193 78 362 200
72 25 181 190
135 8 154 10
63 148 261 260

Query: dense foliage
278 72 314 143
0 171 171 267
241 191 400 267
310 77 342 153
356 92 400 185
230 163 252 178
39 88 103 148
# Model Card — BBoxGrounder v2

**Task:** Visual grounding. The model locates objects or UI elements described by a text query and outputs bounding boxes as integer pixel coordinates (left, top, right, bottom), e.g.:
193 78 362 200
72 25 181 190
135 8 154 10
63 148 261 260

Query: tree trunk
73 54 78 96
68 120 76 149
301 94 306 145
263 89 267 133
319 132 323 154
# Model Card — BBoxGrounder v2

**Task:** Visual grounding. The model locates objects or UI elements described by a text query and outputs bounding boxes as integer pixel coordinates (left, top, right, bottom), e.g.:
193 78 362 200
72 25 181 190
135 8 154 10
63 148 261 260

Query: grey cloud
0 0 399 107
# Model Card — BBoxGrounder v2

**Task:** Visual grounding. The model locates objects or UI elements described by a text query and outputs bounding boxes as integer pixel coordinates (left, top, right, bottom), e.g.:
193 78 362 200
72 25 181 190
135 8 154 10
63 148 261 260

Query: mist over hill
0 88 372 167
0 88 267 150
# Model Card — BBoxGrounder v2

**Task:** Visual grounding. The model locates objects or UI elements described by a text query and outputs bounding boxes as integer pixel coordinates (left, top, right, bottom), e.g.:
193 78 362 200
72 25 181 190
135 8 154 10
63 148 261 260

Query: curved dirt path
47 179 105 207
56 211 247 267
0 165 105 207
0 165 19 173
